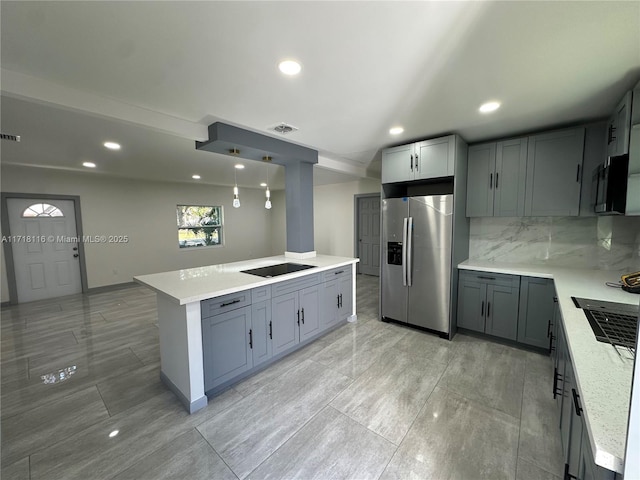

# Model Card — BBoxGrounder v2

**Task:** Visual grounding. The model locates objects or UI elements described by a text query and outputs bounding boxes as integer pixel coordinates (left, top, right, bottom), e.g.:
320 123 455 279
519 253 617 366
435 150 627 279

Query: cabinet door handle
477 276 496 281
489 173 493 189
339 294 343 308
415 154 419 171
337 294 340 308
249 329 253 349
553 367 562 399
335 270 344 275
572 388 583 416
220 299 241 308
547 319 552 338
576 164 581 183
481 300 485 316
495 172 499 189
410 154 414 172
301 308 305 324
487 302 491 317
269 321 272 339
297 309 300 325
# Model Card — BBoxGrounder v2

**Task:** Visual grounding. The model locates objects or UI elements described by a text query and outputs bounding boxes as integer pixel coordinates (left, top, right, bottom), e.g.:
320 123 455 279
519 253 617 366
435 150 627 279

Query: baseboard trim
160 371 208 414
87 281 137 295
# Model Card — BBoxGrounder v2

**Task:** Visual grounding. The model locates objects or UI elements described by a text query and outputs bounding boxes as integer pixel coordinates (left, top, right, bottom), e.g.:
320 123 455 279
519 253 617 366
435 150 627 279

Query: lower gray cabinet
251 300 272 366
271 292 300 356
322 268 353 329
202 306 252 391
271 283 323 356
517 277 556 349
457 271 520 340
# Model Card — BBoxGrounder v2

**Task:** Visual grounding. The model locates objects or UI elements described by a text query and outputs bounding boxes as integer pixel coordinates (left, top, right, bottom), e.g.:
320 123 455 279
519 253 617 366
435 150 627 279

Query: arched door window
21 203 64 217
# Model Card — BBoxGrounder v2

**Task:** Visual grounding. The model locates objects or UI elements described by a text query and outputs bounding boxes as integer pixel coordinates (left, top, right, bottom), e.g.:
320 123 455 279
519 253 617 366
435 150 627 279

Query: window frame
176 205 224 250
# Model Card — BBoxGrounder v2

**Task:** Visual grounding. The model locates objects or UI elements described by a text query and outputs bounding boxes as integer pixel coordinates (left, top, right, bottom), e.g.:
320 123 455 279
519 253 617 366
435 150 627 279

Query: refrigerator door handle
407 217 413 287
402 217 408 286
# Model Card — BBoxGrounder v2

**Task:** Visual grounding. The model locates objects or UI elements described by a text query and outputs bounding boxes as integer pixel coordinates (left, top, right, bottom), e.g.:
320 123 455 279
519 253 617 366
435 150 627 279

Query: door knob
73 254 79 258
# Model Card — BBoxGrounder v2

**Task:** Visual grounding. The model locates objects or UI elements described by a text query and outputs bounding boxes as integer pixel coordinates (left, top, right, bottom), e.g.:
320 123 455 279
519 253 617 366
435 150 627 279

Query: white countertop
134 254 359 305
459 259 640 473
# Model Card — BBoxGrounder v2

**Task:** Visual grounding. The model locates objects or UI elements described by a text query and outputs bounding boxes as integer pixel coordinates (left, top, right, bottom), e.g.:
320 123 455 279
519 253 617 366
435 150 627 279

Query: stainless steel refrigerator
381 195 453 334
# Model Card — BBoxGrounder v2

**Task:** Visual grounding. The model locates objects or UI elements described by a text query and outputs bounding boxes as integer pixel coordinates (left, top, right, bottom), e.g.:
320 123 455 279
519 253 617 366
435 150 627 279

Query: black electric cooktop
241 263 315 278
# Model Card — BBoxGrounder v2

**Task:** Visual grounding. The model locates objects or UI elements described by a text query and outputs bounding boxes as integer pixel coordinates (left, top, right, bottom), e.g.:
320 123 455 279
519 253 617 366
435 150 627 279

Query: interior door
357 195 380 276
7 198 82 302
381 198 408 322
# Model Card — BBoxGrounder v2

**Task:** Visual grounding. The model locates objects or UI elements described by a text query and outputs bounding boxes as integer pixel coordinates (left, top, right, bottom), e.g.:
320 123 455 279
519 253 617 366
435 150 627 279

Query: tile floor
1 275 563 480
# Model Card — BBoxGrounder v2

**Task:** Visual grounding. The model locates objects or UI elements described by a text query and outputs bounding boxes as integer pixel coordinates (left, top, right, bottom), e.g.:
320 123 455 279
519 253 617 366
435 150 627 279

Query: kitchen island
459 260 639 476
135 254 359 414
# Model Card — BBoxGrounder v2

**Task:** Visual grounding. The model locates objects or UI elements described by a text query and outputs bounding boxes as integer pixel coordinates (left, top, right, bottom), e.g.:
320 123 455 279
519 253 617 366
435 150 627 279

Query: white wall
313 178 381 257
1 165 286 301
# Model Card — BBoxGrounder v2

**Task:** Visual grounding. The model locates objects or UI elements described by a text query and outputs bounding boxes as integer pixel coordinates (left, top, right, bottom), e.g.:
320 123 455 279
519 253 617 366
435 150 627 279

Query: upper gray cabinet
382 135 456 183
606 91 632 157
466 138 527 217
524 127 585 216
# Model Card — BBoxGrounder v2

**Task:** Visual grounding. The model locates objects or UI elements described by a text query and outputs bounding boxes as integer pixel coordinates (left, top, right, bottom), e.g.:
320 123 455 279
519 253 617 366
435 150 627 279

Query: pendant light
232 163 243 208
263 158 272 209
265 164 272 209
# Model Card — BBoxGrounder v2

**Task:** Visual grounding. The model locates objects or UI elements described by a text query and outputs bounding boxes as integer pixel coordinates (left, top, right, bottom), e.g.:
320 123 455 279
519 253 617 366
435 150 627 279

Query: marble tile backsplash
469 216 640 270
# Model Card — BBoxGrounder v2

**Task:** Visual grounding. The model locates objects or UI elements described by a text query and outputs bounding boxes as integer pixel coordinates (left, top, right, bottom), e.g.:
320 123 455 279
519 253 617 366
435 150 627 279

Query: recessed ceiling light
83 162 96 168
389 126 404 135
278 60 301 76
103 141 121 150
260 182 267 187
479 101 501 113
192 174 201 180
235 164 245 170
109 430 119 438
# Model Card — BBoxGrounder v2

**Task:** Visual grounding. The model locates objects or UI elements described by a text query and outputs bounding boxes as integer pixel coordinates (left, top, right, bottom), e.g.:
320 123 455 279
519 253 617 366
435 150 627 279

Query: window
22 203 64 217
177 205 223 248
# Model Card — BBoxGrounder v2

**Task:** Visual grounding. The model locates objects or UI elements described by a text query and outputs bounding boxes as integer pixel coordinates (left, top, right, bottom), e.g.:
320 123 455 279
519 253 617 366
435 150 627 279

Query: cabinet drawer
201 290 251 318
459 270 519 287
272 273 322 297
323 266 351 281
251 286 271 303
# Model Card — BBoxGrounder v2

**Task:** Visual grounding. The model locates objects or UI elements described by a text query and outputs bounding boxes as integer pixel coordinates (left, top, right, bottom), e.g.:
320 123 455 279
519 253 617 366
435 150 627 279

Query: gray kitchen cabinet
414 135 455 180
578 428 615 480
466 143 495 217
606 90 632 157
271 291 300 356
524 127 585 216
251 299 272 366
271 276 323 355
381 135 457 184
456 274 486 333
299 285 321 341
322 267 353 329
202 306 252 391
457 271 520 340
466 138 527 217
381 143 415 183
560 343 583 480
517 277 555 349
484 282 520 340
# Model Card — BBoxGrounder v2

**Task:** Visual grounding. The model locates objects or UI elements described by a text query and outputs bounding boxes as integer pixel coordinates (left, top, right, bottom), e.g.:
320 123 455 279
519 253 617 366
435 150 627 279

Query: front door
357 195 381 276
7 198 82 302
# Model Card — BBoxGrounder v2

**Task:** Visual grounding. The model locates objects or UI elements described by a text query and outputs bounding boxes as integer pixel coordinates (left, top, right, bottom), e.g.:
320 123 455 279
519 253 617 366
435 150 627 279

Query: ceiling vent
270 123 298 135
1 133 20 142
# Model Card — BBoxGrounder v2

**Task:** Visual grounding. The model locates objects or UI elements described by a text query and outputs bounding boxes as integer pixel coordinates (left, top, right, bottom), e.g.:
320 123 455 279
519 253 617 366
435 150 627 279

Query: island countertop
134 254 359 305
459 259 639 473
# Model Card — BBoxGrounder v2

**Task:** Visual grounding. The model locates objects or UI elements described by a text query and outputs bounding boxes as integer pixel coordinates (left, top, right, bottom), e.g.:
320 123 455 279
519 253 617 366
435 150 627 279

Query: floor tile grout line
515 352 529 479
194 427 241 480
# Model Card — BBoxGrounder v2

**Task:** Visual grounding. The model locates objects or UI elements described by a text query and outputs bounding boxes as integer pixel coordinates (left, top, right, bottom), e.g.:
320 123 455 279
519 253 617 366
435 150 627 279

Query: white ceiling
1 1 639 189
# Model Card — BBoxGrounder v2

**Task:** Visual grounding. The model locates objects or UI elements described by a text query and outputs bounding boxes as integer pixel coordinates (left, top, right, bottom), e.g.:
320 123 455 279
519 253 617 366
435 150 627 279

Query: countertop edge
135 257 359 305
